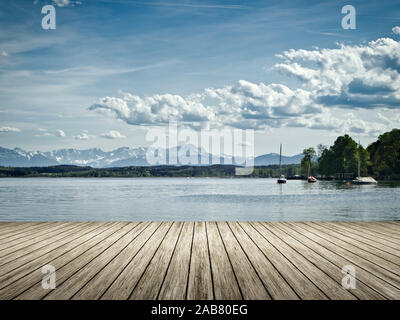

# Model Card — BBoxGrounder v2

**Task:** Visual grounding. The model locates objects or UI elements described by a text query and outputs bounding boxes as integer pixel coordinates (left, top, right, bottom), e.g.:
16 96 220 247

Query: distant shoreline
0 164 398 182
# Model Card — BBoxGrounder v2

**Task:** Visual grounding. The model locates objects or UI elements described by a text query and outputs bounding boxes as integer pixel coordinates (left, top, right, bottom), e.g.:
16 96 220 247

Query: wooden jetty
0 221 399 300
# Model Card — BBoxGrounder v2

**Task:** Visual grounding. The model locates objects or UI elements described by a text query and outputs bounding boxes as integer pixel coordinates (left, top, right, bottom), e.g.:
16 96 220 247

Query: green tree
317 134 369 178
301 147 317 176
367 129 400 179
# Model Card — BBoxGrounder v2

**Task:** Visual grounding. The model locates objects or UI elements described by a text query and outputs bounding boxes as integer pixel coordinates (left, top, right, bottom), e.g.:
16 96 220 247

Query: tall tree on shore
367 129 400 179
317 135 368 177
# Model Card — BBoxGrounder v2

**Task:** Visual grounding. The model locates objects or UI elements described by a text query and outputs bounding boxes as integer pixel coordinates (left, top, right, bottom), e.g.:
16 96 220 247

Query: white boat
277 144 287 184
351 141 377 185
352 176 377 185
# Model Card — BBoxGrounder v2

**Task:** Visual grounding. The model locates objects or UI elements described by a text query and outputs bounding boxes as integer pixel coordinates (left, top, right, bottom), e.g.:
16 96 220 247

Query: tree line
302 129 400 180
1 129 398 180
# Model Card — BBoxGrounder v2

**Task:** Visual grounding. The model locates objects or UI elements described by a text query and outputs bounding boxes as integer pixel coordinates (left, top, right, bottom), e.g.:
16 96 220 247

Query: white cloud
100 130 126 139
0 126 21 133
74 130 91 140
274 37 400 109
56 129 66 137
52 0 80 7
1 50 8 57
89 28 400 137
289 111 387 137
393 26 400 35
89 80 322 131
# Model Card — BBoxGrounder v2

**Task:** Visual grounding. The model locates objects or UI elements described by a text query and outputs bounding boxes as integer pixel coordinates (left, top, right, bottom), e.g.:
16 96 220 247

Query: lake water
0 178 399 222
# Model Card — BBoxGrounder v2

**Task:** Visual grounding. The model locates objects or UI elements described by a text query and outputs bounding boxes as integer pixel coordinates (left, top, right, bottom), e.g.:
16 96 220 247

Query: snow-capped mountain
0 146 304 167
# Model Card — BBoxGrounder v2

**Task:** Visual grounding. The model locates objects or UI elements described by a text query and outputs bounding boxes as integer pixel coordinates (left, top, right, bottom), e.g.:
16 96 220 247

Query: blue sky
0 0 400 155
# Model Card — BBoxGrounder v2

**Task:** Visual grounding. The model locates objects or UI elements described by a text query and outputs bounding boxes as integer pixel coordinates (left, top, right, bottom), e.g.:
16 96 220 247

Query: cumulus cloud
56 129 66 137
89 29 400 137
100 130 126 139
52 0 81 7
90 93 215 127
0 126 21 133
74 130 91 140
393 26 400 35
289 111 387 137
274 37 400 109
90 81 322 131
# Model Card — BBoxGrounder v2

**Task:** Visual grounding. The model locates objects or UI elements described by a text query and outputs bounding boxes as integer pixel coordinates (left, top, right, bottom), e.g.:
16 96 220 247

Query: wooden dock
0 221 399 300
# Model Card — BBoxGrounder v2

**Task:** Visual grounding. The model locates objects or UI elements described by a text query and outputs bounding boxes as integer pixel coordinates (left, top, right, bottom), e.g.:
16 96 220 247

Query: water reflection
0 178 399 222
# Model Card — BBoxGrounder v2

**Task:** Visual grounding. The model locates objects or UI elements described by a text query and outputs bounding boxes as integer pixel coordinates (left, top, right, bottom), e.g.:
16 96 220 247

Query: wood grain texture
158 222 194 300
0 221 398 300
187 222 214 300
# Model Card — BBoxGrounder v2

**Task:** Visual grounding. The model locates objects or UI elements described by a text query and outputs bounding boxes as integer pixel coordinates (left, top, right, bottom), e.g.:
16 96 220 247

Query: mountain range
0 146 303 168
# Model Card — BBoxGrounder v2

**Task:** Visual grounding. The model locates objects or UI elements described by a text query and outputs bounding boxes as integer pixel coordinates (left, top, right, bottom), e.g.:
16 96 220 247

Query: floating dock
0 221 399 300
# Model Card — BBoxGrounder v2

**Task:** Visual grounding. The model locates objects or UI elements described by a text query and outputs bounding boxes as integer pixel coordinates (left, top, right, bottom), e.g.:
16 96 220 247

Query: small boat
308 176 318 183
307 161 317 183
277 175 287 184
277 144 287 184
351 141 377 185
351 176 377 185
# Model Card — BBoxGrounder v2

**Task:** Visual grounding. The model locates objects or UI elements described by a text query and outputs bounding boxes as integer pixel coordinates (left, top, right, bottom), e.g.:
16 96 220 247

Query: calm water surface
0 178 399 221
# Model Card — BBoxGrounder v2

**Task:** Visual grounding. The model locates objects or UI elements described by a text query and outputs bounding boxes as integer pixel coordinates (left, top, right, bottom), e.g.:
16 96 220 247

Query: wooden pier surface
0 221 399 300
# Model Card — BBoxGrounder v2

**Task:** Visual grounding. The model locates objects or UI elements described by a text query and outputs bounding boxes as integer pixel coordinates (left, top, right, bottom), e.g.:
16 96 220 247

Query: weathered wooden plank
206 222 242 300
323 222 400 258
72 222 157 300
0 222 54 242
217 222 270 300
351 222 400 241
0 222 42 235
14 222 132 300
374 222 400 234
303 223 400 275
0 222 20 231
0 222 75 255
228 222 298 300
43 222 144 300
239 222 327 300
0 221 397 300
281 222 400 300
158 222 194 300
265 223 379 300
0 223 89 268
187 222 213 300
343 223 400 247
0 222 117 299
130 222 183 300
257 222 355 300
0 223 114 292
293 223 400 290
101 222 172 300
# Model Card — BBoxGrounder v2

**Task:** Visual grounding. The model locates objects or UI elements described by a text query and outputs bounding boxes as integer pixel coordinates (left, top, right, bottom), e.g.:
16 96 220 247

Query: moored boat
277 144 287 184
351 176 377 185
308 176 318 183
307 160 317 183
351 141 377 185
277 175 287 184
